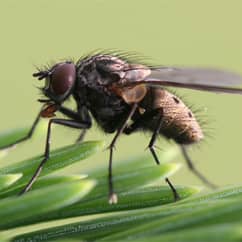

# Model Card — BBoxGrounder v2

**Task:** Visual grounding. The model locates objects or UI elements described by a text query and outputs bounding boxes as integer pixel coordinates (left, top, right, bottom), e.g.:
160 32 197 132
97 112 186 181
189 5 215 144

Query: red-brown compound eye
51 62 76 95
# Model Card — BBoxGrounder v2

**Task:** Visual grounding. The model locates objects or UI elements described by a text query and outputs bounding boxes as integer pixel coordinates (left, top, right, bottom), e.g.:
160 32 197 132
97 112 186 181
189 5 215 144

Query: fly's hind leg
180 145 217 189
148 109 180 201
124 108 180 201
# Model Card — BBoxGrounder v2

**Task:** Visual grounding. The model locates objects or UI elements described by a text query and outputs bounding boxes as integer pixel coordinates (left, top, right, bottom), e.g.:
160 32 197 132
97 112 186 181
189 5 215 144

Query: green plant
0 126 241 242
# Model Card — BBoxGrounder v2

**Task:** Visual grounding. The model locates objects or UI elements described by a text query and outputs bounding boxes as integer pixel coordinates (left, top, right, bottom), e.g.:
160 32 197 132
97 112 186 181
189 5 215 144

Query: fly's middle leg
108 103 138 204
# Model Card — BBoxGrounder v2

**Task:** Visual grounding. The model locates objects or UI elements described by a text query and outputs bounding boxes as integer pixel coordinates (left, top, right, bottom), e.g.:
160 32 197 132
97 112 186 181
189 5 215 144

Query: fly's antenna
33 70 50 80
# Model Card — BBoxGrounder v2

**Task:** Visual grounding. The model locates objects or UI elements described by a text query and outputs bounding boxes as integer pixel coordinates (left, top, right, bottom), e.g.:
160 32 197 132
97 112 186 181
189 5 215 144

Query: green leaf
180 184 242 203
87 147 179 177
20 186 242 242
84 148 180 202
0 150 8 160
102 198 242 240
0 121 47 151
116 223 242 242
31 174 88 189
0 126 30 149
0 179 96 230
0 142 204 242
11 162 182 226
0 174 87 196
0 233 9 242
87 162 181 200
0 141 103 197
0 126 32 158
11 186 199 241
0 174 22 191
63 185 199 217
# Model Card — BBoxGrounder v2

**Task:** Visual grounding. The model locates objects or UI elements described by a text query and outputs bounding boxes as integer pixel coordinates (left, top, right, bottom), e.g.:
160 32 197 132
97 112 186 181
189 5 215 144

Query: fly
2 52 242 204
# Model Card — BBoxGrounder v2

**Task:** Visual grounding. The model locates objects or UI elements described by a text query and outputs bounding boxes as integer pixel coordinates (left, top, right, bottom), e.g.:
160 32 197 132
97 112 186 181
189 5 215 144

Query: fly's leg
19 118 91 195
59 106 91 144
148 110 180 201
180 145 217 189
148 114 163 165
0 110 42 150
108 103 138 204
0 105 91 150
125 108 180 201
76 129 87 143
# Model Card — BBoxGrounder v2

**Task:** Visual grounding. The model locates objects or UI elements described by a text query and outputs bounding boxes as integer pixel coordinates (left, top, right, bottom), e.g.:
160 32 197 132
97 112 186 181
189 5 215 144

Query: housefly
1 51 242 204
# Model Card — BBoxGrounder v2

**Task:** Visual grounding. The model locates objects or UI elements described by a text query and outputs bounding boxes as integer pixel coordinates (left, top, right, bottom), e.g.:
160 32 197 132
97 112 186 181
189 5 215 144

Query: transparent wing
149 67 242 86
117 67 242 95
139 78 242 94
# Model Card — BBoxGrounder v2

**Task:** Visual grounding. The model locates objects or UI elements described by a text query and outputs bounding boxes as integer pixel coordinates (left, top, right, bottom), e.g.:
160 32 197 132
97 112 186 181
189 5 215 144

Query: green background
0 0 242 189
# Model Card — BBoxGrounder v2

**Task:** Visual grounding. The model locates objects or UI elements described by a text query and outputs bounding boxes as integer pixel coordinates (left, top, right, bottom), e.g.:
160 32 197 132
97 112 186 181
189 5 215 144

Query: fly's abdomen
147 88 204 144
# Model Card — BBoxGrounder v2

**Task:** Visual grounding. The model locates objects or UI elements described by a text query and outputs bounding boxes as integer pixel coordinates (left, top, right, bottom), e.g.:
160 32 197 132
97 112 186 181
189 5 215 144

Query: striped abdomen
141 88 203 144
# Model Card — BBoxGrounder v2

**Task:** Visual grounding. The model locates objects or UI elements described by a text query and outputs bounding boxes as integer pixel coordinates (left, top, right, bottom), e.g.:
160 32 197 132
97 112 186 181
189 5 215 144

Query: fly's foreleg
0 110 42 150
59 106 91 143
19 118 91 195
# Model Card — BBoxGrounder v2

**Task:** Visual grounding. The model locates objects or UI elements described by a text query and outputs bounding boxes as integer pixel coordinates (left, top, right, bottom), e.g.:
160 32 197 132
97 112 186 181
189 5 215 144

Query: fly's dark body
74 54 202 144
2 51 242 203
74 58 131 134
128 88 203 144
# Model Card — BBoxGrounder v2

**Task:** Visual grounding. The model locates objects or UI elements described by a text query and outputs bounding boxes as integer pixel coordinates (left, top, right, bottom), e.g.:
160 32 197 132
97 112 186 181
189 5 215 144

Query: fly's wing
119 66 242 95
149 67 242 86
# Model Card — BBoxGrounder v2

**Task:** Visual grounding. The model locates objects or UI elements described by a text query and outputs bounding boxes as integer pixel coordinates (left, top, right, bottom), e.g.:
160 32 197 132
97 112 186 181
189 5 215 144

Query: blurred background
0 0 242 189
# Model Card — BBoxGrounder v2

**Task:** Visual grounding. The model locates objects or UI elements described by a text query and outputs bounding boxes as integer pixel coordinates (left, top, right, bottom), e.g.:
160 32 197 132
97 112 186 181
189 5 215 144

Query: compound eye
51 62 76 95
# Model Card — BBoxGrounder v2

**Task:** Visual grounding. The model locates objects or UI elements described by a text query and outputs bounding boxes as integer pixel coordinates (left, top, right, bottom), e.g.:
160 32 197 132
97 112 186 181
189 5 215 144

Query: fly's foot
173 191 180 202
109 192 118 204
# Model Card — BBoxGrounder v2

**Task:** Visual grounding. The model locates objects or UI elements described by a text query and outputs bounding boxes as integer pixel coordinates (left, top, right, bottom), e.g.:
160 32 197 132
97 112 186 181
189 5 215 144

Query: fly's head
33 61 76 104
